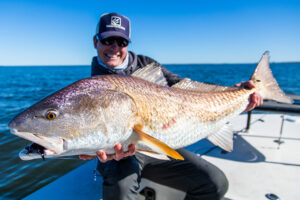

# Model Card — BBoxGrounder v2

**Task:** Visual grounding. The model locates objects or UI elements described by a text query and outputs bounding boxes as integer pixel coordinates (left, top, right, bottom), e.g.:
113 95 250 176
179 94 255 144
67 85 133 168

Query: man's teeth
107 54 118 58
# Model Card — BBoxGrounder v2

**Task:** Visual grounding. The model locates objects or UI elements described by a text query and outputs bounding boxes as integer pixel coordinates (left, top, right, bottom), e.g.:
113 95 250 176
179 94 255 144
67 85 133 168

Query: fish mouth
10 129 65 160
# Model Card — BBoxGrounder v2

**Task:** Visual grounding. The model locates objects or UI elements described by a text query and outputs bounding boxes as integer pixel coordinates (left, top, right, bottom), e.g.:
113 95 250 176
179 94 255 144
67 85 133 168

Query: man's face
94 36 128 68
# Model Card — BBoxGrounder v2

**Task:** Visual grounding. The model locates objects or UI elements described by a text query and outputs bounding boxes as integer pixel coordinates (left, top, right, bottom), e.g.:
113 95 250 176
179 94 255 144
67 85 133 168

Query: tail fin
250 51 292 104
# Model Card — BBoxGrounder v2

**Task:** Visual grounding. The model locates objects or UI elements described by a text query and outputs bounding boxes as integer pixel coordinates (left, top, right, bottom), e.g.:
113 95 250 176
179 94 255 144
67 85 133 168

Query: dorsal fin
131 63 168 86
172 78 235 92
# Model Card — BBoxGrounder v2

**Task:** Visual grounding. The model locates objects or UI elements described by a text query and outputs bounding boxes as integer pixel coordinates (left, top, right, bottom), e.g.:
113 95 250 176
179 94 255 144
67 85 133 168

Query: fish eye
46 112 56 120
45 110 58 120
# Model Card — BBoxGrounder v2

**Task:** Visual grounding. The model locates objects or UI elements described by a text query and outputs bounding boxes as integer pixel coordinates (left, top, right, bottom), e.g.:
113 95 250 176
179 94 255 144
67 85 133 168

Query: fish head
9 95 74 158
9 78 137 159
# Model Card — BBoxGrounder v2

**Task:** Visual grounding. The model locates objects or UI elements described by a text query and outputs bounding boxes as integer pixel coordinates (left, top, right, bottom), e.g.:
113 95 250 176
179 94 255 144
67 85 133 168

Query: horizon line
1 61 300 67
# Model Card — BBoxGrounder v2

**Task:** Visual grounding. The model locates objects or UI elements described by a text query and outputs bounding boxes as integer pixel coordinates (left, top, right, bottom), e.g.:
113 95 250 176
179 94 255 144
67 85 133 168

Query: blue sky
0 0 299 65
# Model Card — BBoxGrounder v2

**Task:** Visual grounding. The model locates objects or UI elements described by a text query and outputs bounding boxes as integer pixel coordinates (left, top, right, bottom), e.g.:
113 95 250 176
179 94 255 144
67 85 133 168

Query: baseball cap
96 13 131 42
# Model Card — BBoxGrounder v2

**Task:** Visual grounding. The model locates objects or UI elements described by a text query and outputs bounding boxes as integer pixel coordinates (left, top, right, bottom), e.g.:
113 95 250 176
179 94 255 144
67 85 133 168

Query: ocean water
0 63 299 199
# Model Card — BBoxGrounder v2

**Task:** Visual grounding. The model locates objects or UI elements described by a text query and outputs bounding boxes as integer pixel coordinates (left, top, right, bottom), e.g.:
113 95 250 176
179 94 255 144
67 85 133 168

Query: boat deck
25 113 300 200
202 113 300 200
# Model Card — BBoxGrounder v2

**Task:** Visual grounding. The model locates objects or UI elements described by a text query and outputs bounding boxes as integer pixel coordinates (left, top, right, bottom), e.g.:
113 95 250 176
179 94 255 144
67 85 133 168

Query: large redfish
9 51 291 160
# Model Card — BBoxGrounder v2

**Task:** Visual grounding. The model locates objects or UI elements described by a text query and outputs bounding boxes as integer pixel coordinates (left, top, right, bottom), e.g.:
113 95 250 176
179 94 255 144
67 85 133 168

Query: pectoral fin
207 123 233 152
132 125 184 160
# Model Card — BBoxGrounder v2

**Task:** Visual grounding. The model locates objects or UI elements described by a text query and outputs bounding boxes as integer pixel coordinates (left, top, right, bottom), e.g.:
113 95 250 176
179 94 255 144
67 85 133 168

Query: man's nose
110 41 119 50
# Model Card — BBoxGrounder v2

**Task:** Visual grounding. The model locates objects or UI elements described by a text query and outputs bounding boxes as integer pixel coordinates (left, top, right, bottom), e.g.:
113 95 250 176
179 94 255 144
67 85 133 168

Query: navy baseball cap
96 13 131 42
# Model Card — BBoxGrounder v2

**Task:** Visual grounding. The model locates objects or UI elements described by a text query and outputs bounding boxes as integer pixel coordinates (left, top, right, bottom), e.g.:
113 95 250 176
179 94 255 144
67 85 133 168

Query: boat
24 94 300 200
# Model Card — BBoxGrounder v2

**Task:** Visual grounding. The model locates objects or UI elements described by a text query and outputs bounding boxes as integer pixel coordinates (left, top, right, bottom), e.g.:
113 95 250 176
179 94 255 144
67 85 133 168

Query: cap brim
99 31 131 42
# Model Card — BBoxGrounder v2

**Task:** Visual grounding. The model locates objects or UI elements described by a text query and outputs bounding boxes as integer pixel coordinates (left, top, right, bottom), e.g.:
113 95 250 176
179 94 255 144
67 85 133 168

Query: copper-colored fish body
9 51 292 160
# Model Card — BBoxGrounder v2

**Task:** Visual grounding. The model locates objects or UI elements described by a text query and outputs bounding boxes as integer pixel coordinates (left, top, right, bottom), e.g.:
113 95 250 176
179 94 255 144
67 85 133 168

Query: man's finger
244 94 256 112
249 103 256 111
127 144 136 156
247 80 255 89
252 92 263 107
235 80 255 89
106 154 116 161
96 150 108 163
245 102 255 112
114 143 123 152
114 144 124 161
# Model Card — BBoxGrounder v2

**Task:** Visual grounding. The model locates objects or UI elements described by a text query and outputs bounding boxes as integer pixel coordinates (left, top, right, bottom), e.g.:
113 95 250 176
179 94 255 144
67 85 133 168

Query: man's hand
235 80 263 112
79 143 136 163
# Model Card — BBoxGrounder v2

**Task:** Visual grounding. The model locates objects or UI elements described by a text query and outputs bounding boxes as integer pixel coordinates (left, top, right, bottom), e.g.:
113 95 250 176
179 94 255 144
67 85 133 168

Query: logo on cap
106 16 125 30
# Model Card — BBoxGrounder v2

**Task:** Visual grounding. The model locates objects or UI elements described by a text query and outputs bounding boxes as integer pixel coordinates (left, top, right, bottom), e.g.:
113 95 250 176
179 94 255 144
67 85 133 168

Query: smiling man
93 13 130 69
82 12 263 200
91 13 182 83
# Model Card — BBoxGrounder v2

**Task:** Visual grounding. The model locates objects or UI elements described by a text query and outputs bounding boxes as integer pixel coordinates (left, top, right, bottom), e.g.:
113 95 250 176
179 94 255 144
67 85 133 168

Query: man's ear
93 36 98 48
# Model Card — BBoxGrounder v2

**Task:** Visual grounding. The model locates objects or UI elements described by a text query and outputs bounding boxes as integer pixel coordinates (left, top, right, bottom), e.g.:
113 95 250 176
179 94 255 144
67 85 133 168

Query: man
80 13 263 200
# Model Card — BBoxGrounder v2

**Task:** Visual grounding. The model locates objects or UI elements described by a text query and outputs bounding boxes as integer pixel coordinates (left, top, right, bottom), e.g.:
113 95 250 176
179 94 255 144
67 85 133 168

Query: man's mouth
106 53 119 59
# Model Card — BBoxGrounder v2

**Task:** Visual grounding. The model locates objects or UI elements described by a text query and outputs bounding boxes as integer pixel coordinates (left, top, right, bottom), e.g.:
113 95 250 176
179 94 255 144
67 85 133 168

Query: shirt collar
97 53 129 71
